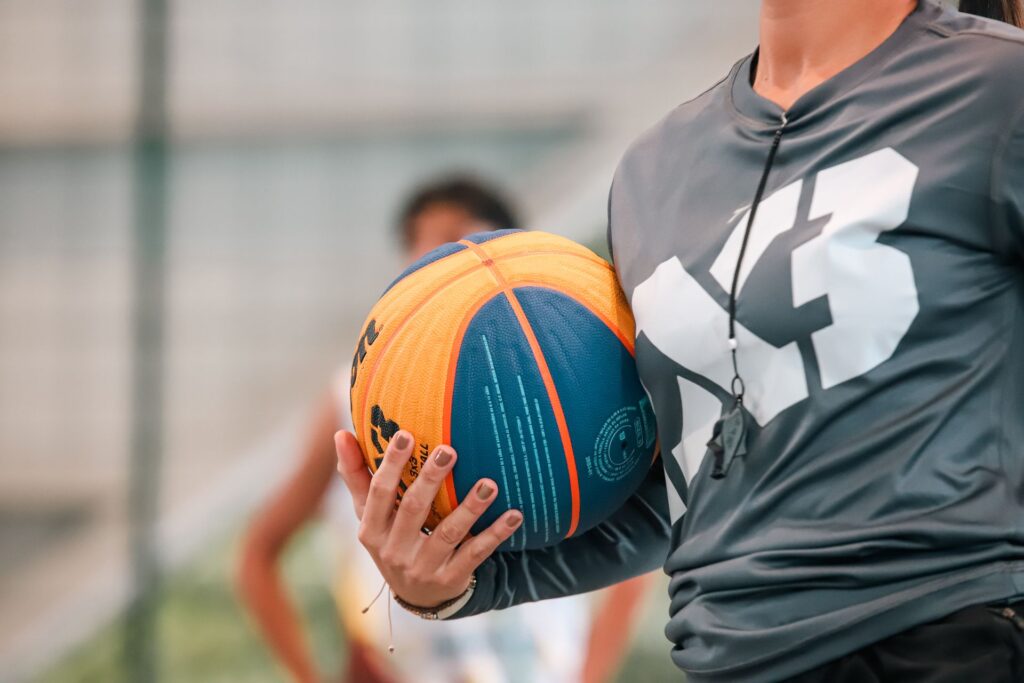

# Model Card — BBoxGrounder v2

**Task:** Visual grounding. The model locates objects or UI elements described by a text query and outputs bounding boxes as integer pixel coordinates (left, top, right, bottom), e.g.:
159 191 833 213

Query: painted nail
505 511 523 528
433 447 453 467
393 432 411 450
477 483 494 500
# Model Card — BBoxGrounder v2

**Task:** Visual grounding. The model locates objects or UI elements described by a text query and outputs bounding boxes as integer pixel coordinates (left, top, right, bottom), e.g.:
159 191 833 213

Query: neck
755 0 917 111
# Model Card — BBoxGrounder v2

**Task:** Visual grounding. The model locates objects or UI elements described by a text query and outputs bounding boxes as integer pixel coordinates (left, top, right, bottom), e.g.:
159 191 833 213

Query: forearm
237 548 319 683
450 463 670 617
582 575 653 683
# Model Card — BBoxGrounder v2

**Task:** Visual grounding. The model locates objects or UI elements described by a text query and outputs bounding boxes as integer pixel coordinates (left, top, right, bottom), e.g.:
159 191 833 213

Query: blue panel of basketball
462 228 522 245
449 292 571 551
514 286 656 535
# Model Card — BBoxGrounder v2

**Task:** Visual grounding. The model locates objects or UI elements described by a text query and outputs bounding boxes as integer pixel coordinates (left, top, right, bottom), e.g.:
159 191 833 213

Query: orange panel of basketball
349 230 657 550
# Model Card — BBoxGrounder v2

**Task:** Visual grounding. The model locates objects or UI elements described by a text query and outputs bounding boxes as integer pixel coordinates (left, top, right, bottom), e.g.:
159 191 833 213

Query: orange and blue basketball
349 230 657 550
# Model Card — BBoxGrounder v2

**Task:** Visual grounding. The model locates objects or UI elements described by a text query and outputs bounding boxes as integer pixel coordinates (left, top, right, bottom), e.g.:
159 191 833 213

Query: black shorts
786 601 1024 683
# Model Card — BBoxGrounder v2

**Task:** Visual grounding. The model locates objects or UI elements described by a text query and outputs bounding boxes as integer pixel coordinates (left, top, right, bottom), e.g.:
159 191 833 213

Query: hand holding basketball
335 428 523 610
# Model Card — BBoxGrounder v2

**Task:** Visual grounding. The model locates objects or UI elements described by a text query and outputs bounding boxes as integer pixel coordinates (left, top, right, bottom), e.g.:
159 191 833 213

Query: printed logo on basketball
369 404 399 455
589 397 657 483
350 319 381 388
368 403 433 506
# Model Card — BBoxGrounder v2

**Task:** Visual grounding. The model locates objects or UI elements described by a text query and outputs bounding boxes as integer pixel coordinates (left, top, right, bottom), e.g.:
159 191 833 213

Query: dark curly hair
396 174 520 248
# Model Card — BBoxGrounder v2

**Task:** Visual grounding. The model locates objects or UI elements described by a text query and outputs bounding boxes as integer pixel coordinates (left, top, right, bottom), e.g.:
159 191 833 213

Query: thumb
335 430 371 519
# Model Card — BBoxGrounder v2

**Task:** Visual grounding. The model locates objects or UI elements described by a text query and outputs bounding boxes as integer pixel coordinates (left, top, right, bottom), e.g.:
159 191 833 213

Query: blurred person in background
236 174 651 683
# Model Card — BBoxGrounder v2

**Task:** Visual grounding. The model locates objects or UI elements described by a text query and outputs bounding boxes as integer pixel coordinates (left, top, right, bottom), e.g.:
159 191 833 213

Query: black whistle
706 400 748 480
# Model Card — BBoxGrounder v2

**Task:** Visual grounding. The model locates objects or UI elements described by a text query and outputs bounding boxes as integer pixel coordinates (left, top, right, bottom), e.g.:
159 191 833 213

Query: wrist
393 575 476 620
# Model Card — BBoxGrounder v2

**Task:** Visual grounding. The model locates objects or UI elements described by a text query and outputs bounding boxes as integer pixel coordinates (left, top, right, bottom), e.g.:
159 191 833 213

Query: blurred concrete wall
0 0 724 144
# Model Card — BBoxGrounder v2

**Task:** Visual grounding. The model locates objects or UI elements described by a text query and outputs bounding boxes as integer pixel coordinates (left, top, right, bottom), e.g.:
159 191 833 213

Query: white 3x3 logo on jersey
631 148 921 520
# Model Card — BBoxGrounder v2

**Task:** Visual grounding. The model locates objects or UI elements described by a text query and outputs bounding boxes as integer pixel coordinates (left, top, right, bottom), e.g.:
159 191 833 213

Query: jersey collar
728 0 940 131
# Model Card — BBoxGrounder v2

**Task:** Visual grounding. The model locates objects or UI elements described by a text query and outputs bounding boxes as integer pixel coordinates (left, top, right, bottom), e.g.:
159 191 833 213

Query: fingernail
393 432 411 450
506 511 523 528
433 447 453 467
476 483 494 500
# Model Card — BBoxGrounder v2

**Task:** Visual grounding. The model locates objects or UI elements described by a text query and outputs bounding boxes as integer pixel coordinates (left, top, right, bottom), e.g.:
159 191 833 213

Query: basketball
349 229 657 551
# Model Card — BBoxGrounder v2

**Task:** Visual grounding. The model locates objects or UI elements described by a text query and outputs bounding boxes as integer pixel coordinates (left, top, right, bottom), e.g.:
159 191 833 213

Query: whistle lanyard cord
728 113 788 403
362 579 395 653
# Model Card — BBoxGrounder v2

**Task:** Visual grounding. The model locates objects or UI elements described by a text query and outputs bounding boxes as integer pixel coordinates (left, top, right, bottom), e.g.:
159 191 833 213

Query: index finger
335 430 371 519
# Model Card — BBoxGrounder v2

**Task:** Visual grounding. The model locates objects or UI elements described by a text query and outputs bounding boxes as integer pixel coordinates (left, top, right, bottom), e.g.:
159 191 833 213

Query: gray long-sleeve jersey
452 3 1024 680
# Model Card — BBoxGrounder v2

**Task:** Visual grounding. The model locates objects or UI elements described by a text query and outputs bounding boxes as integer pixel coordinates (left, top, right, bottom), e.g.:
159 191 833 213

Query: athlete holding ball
336 1 1024 680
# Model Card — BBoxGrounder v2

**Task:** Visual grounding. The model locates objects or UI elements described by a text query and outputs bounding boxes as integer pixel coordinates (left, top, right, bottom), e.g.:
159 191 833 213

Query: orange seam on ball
356 260 488 459
471 280 634 357
441 281 557 509
538 287 635 357
459 240 583 539
482 239 629 354
442 290 497 511
487 245 631 352
492 247 616 273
